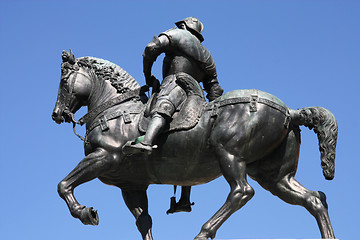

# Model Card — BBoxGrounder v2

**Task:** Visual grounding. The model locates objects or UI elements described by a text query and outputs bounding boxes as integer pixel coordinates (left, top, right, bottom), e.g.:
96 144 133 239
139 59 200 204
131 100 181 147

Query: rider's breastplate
162 53 205 81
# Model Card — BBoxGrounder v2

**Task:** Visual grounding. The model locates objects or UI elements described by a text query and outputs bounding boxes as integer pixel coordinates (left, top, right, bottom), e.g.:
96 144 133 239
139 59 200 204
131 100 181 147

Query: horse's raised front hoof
194 234 209 240
193 237 208 240
79 207 99 225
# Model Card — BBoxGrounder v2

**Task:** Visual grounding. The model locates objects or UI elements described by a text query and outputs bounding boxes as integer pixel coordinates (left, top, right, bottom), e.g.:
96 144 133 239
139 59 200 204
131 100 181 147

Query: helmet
175 17 204 42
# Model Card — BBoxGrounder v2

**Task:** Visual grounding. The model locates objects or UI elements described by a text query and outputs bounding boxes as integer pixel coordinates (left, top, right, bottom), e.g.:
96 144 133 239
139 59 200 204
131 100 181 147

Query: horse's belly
148 122 222 186
148 154 222 186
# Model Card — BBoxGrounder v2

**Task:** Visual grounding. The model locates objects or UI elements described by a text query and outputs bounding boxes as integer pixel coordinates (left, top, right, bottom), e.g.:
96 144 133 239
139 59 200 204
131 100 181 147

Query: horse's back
217 89 287 110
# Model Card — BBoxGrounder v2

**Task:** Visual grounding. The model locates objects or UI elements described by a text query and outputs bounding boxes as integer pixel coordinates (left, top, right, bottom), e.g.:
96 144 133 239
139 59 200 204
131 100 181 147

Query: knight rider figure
125 17 224 213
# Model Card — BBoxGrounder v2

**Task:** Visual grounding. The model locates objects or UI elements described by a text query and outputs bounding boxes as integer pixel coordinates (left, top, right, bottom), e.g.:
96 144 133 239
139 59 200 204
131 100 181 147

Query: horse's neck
88 77 118 111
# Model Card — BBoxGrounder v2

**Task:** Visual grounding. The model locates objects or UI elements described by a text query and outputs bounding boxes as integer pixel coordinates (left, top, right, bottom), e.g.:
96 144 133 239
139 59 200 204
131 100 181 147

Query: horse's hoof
79 207 99 225
194 234 209 240
194 237 208 240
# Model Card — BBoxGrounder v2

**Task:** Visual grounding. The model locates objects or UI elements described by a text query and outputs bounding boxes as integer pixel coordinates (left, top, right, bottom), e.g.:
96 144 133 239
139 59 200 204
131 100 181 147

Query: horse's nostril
52 111 59 120
52 109 64 123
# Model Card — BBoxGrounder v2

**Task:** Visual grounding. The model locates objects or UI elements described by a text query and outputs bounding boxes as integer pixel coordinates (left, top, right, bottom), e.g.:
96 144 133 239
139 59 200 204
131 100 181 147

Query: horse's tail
289 107 338 180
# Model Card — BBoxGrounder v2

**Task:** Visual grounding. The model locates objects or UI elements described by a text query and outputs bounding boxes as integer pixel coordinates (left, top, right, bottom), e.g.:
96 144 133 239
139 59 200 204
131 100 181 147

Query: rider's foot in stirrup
167 199 194 214
122 138 156 155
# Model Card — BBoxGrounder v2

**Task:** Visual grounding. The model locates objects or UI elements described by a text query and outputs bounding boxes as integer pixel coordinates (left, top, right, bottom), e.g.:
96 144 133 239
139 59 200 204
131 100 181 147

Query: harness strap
78 86 147 126
87 105 143 132
205 96 289 116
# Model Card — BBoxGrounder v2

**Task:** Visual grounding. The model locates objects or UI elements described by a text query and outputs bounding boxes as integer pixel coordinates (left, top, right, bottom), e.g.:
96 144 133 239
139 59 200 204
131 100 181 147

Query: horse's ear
69 49 76 64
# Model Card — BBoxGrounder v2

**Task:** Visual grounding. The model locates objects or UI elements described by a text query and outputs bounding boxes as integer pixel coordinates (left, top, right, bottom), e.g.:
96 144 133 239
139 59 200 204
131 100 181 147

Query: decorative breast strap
78 86 148 126
87 105 143 132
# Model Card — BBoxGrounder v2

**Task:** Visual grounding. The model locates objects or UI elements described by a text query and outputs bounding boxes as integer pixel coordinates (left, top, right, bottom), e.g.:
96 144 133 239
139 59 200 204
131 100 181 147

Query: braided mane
76 56 139 93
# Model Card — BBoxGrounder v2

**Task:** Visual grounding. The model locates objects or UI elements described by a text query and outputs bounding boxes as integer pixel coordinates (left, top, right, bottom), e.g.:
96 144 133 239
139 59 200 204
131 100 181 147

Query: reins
69 111 87 142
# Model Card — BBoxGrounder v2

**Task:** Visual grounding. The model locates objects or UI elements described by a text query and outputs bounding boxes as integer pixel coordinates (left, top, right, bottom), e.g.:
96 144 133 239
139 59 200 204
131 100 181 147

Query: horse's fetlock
70 204 85 218
199 221 217 239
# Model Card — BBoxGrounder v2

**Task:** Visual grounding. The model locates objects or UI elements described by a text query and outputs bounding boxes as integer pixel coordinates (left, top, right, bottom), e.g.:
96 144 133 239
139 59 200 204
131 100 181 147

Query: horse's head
52 50 92 124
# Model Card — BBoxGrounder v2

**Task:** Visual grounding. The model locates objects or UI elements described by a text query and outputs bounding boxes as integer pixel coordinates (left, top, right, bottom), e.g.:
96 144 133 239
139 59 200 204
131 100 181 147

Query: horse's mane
76 56 139 93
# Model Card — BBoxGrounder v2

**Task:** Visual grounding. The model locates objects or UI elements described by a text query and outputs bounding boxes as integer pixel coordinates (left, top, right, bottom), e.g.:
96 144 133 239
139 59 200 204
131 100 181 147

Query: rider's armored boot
167 186 194 214
123 114 166 155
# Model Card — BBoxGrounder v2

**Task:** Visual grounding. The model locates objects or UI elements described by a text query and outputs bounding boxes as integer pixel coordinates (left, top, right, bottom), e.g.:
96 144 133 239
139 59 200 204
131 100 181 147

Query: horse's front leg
57 148 117 225
122 189 153 240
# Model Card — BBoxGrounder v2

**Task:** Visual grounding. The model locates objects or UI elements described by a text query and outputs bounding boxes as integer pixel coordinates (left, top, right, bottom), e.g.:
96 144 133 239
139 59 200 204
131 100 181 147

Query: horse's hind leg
253 130 335 239
269 174 334 239
122 189 153 240
57 148 117 225
194 149 254 240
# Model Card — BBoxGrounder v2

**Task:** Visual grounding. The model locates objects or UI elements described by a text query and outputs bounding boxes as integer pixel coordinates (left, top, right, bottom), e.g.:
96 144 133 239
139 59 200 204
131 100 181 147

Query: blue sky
0 1 359 239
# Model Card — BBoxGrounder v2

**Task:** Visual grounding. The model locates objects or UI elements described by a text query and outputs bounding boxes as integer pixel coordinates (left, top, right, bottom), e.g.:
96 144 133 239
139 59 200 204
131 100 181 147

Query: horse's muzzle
52 108 64 124
51 111 64 124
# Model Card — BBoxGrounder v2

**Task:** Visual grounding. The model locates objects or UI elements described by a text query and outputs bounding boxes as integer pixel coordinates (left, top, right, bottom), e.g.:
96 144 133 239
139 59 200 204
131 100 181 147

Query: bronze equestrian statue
52 19 338 240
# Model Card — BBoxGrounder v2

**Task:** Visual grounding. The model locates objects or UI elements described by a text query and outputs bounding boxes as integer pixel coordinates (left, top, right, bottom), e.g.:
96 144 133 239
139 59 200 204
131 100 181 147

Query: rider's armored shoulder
159 27 177 44
161 28 211 64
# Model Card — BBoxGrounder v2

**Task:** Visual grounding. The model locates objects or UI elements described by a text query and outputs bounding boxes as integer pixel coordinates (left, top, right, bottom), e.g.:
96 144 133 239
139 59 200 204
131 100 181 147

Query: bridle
60 64 89 142
59 55 148 143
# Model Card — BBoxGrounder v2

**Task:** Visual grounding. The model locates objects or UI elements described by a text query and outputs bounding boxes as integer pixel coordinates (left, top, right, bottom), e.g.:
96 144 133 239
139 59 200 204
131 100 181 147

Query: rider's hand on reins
145 74 157 87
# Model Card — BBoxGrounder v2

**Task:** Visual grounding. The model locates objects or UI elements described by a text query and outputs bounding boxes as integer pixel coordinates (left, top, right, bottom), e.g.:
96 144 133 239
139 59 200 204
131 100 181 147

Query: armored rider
124 17 223 214
127 17 223 154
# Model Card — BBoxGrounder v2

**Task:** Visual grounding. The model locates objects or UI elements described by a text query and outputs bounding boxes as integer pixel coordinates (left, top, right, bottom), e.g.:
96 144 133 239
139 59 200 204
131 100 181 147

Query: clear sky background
0 1 359 239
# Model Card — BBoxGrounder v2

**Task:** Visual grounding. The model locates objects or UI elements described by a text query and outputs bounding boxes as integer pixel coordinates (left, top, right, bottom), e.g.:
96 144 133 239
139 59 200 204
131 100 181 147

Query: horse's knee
57 180 69 198
136 213 153 237
136 213 152 228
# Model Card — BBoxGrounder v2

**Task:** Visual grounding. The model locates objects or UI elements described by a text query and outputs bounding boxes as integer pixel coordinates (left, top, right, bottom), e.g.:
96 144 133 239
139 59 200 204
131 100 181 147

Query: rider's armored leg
142 114 167 147
133 97 175 152
122 113 167 155
123 76 186 155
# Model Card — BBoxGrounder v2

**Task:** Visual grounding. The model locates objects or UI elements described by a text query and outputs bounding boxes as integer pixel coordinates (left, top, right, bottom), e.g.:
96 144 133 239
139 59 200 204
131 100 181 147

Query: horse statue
52 50 338 239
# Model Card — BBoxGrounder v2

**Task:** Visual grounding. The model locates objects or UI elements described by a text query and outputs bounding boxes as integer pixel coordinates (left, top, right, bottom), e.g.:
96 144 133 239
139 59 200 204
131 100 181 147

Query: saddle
139 73 206 133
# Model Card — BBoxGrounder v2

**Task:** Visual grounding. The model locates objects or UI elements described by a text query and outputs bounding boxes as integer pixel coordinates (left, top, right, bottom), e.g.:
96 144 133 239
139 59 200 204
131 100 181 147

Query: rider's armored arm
201 55 224 101
201 55 220 91
143 35 170 85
